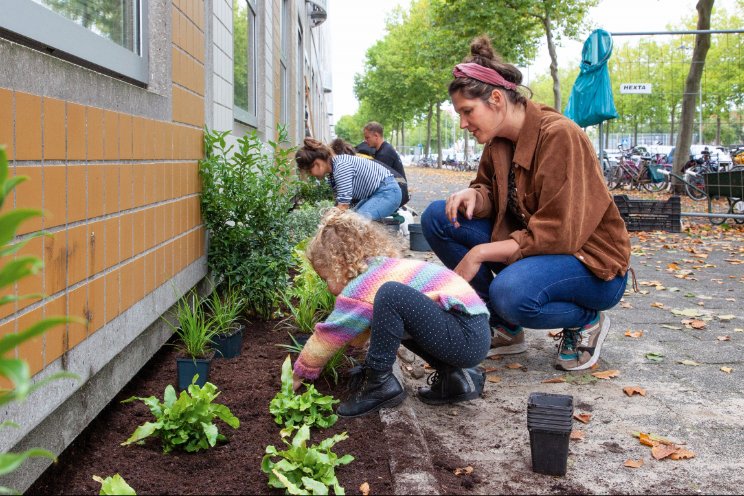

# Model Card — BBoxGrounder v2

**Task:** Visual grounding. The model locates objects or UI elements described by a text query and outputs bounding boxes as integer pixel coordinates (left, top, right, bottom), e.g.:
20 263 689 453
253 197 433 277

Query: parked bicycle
606 145 667 193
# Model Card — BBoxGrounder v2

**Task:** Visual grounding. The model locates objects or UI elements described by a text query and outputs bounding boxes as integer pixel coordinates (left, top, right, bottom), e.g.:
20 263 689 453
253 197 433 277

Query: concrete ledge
0 257 207 493
379 363 440 495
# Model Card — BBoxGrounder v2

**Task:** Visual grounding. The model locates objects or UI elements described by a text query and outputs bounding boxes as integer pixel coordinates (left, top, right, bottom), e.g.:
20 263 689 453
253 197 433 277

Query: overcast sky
328 0 740 120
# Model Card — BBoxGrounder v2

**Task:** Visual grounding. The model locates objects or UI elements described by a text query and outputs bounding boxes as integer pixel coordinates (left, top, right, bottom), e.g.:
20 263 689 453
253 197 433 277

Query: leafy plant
164 290 218 359
0 146 79 493
204 286 246 337
92 474 136 495
269 355 338 431
278 241 335 335
286 200 334 247
278 334 348 386
121 377 240 453
294 175 333 207
261 424 354 495
199 127 300 319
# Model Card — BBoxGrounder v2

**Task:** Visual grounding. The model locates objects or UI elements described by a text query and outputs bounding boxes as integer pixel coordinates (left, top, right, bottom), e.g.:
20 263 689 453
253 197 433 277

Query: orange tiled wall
0 0 207 386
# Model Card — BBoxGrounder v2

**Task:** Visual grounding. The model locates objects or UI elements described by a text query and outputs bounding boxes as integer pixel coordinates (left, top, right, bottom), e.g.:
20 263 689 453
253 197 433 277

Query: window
279 0 290 126
233 0 257 125
297 23 304 139
0 0 148 84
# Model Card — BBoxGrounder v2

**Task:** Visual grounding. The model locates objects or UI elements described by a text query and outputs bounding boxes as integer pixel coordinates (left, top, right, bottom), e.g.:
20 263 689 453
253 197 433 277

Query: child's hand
292 373 303 392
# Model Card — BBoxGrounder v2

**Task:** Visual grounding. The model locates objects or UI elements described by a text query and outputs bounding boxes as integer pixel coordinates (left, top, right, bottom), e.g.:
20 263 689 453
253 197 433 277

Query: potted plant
165 290 219 390
206 287 246 359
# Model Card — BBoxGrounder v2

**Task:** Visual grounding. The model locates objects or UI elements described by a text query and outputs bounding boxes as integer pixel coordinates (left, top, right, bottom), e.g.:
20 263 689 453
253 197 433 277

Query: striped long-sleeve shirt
293 257 490 380
329 154 392 205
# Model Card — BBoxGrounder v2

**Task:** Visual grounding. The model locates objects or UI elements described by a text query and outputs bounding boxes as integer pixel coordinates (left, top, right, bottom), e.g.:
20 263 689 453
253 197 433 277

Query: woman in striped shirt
292 209 491 418
295 138 401 221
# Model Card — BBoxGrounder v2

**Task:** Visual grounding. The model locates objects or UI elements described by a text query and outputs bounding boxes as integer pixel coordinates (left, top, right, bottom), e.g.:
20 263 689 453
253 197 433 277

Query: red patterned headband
452 62 517 91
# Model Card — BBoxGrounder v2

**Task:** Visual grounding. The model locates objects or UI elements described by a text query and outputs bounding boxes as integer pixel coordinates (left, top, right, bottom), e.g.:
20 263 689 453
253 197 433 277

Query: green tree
40 0 136 50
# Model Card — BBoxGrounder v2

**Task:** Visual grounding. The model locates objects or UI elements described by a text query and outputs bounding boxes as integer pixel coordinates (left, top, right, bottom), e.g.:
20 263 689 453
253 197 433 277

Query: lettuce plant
269 356 338 431
92 474 136 495
121 378 239 453
261 424 353 495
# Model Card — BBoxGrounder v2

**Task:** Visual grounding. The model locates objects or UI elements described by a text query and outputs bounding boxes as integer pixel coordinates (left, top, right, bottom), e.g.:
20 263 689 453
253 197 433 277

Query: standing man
363 122 407 180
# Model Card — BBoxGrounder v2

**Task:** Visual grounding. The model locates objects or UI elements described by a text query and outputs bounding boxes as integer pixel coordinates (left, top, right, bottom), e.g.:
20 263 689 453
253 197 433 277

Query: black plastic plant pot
528 392 574 412
176 357 211 391
529 427 571 476
290 333 310 347
213 325 244 359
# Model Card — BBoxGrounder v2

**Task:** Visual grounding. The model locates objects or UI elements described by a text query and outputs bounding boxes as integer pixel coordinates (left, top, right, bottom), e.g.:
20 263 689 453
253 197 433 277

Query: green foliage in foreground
269 356 338 433
261 424 354 495
121 379 239 453
92 474 136 495
0 146 79 494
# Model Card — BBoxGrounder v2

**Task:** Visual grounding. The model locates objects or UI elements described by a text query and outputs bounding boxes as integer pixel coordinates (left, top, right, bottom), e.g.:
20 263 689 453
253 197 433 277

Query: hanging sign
619 83 652 94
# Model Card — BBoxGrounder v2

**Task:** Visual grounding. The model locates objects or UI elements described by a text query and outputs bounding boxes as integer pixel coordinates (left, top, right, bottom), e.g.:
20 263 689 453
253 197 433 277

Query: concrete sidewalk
383 167 744 494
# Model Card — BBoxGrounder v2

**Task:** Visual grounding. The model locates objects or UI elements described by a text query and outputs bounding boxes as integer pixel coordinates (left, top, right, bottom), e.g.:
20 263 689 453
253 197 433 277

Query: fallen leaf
620 302 633 309
672 308 704 317
638 433 655 447
634 432 675 446
548 330 562 337
736 328 744 333
625 330 644 338
678 359 702 366
483 367 499 373
718 314 736 322
570 430 585 441
667 263 680 270
660 324 682 330
486 376 502 383
573 413 592 424
623 386 647 397
592 369 620 379
624 459 644 468
670 448 696 460
721 367 733 373
541 376 566 383
689 319 706 329
505 363 523 369
650 302 665 309
454 466 474 476
716 336 731 341
652 444 678 460
360 482 370 496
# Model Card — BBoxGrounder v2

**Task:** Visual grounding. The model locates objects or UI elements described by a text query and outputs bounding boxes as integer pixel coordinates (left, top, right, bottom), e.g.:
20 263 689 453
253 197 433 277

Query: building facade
0 0 332 490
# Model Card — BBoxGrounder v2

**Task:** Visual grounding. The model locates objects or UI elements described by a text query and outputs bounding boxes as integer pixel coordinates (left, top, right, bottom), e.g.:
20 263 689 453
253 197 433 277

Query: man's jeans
354 175 402 221
421 200 628 329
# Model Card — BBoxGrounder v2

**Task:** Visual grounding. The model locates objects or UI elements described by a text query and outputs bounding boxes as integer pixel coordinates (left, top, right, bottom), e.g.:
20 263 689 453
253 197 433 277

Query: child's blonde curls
306 208 401 287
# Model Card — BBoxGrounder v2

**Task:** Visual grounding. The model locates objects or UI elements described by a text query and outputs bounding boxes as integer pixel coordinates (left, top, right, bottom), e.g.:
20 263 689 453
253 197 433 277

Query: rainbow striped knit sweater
293 257 489 380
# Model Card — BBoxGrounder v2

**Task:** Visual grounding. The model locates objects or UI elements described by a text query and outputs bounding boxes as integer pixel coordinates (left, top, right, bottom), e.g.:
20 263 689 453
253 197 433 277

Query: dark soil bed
30 320 394 495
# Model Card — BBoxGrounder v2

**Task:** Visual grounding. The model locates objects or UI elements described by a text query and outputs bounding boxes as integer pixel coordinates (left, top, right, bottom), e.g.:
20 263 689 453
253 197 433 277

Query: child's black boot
337 367 406 418
418 366 485 405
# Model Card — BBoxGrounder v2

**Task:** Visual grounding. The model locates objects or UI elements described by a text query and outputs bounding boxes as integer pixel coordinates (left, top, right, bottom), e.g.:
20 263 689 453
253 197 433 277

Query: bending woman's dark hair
330 138 357 155
295 138 334 171
448 35 532 106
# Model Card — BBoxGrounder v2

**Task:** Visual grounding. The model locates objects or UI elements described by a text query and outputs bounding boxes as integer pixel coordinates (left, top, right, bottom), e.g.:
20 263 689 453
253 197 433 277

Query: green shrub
286 200 333 247
121 378 239 453
0 146 79 493
294 175 333 206
199 127 299 319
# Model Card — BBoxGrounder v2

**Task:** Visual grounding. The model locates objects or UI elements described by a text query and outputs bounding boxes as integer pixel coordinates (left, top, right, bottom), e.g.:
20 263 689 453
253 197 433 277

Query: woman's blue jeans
421 200 628 329
354 176 402 221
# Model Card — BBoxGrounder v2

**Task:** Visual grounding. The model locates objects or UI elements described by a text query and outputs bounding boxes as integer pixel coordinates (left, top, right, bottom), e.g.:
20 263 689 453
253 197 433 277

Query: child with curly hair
292 209 491 418
295 138 401 221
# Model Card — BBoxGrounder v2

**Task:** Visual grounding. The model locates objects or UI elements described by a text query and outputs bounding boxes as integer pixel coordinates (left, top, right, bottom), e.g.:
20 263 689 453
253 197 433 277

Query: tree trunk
425 103 433 159
436 103 442 168
715 114 720 145
463 128 469 163
672 0 714 192
633 120 638 147
669 106 676 145
542 14 561 112
401 123 406 151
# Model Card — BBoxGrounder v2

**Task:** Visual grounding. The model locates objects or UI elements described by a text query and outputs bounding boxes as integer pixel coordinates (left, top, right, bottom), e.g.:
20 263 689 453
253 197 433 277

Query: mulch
29 320 394 495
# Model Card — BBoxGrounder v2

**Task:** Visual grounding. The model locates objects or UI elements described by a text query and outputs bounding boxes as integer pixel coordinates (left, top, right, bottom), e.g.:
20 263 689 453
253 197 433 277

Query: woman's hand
292 373 303 392
445 188 479 228
454 246 483 282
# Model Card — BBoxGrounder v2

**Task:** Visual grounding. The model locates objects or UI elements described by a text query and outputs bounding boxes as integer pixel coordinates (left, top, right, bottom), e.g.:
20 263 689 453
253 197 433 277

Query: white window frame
233 0 258 127
0 0 148 85
279 0 290 126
